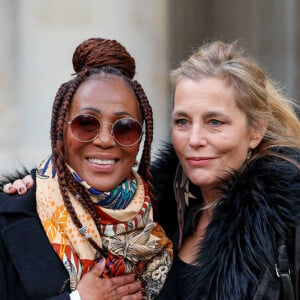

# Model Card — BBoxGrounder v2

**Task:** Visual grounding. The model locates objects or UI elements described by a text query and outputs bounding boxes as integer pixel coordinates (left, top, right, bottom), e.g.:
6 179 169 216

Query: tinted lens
113 118 143 146
71 114 100 142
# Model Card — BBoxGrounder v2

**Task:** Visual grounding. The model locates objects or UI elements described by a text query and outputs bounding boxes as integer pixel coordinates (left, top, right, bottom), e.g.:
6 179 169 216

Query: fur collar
152 143 300 299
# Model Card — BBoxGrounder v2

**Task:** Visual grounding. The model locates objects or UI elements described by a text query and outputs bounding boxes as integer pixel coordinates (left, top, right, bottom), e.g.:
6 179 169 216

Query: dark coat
152 143 300 300
0 170 70 300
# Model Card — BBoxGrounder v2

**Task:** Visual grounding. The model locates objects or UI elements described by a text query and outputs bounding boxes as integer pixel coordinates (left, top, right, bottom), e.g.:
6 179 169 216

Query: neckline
176 254 200 269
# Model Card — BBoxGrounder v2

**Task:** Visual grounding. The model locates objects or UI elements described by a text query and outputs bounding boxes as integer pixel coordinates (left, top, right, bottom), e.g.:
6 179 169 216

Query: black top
157 194 202 300
158 254 200 299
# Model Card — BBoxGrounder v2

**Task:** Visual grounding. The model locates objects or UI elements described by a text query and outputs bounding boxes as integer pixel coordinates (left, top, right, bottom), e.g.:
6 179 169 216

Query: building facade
0 0 299 175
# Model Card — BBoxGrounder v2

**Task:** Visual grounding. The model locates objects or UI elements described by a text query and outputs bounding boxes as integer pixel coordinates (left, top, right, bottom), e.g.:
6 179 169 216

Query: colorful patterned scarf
36 156 173 299
71 170 137 210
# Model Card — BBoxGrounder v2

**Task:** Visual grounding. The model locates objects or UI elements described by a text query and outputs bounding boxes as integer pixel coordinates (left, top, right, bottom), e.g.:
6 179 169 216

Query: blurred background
0 0 299 176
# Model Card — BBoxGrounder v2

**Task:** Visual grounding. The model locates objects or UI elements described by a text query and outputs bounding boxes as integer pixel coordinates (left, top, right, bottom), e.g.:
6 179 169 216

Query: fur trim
190 154 300 299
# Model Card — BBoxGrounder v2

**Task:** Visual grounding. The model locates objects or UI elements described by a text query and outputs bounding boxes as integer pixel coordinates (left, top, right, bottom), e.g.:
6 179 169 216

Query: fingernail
18 187 25 193
97 256 105 263
25 182 31 187
8 186 13 192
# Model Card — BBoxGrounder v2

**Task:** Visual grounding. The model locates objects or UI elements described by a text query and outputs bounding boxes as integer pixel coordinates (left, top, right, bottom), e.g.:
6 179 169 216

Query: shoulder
224 147 300 228
249 146 300 172
0 169 37 217
242 148 300 197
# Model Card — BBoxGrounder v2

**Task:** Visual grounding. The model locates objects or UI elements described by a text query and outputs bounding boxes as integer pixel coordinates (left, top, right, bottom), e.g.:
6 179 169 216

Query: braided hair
50 38 155 254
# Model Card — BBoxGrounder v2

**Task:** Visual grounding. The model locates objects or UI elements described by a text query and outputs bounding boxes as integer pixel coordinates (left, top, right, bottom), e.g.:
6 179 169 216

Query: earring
246 150 252 161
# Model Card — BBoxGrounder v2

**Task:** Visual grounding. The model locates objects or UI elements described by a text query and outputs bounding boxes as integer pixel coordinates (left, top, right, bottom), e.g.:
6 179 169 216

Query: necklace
198 199 219 211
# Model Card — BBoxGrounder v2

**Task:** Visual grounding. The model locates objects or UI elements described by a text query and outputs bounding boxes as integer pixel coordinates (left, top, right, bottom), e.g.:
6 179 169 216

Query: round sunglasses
66 114 143 146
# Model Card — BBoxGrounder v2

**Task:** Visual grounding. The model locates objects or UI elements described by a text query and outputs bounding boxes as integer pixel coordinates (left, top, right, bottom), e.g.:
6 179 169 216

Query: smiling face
172 77 263 196
63 76 142 191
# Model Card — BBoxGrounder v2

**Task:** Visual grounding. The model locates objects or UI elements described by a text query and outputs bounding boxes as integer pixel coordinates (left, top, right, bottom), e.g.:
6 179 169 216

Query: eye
209 119 223 126
174 118 189 127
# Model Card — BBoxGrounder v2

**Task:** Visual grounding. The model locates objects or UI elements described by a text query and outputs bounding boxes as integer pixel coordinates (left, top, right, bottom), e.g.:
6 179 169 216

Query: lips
187 157 214 166
187 156 213 161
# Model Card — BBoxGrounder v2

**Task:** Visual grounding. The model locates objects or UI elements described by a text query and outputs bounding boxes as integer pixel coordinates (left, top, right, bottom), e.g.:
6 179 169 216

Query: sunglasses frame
66 114 144 146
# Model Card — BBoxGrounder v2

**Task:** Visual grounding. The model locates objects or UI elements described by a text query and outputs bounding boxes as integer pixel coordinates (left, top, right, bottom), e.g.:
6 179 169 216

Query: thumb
91 258 106 276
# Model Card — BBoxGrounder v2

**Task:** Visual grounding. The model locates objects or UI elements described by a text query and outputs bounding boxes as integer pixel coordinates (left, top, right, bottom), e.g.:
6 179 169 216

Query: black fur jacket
152 143 300 300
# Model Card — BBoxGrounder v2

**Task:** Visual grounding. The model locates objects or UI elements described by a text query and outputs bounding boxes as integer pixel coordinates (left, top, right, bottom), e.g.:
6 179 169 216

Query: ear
249 122 267 149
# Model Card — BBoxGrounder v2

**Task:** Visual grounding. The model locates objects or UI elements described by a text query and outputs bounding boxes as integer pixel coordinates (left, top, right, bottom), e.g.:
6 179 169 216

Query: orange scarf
36 156 173 298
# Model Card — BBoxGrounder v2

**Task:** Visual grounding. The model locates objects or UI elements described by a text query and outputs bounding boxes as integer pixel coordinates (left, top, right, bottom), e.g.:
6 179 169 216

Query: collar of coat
152 143 300 299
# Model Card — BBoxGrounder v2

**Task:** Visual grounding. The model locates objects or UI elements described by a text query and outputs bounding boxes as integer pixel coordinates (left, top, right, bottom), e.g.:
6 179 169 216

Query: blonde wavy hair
170 41 300 156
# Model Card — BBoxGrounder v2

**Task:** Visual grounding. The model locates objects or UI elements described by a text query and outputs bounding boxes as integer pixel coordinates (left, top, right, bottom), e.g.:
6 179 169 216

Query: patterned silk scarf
71 169 137 210
36 156 173 299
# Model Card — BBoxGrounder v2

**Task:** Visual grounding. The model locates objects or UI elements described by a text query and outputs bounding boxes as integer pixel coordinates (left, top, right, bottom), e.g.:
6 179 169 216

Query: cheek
123 145 140 164
63 130 80 164
219 142 248 170
216 130 249 152
172 130 185 153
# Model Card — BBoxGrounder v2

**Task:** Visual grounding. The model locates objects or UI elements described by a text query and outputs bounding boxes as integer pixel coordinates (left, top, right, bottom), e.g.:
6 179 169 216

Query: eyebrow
202 111 227 118
79 107 100 113
172 110 188 117
173 110 227 118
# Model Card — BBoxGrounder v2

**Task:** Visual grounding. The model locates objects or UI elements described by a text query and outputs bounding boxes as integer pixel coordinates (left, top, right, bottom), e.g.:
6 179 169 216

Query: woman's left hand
77 259 145 300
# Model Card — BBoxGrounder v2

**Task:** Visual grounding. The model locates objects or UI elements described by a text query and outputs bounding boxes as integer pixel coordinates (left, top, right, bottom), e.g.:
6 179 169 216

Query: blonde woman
153 41 300 299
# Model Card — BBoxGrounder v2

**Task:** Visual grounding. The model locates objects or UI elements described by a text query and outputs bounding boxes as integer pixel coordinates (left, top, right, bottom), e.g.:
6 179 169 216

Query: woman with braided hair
0 37 173 300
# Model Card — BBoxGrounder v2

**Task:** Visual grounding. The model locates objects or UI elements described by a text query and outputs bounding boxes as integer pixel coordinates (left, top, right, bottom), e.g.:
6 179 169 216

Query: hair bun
72 37 136 79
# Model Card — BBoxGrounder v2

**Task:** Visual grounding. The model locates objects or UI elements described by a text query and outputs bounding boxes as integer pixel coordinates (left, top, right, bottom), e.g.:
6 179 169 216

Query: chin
189 174 216 188
90 182 113 191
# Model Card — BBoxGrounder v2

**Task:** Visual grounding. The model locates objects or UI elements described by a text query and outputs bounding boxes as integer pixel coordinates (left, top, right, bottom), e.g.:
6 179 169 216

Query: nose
92 122 115 147
188 123 207 148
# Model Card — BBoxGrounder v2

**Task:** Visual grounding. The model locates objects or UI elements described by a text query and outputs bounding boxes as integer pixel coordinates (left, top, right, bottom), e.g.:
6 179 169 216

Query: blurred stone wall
1 0 299 176
0 0 170 175
168 0 300 100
